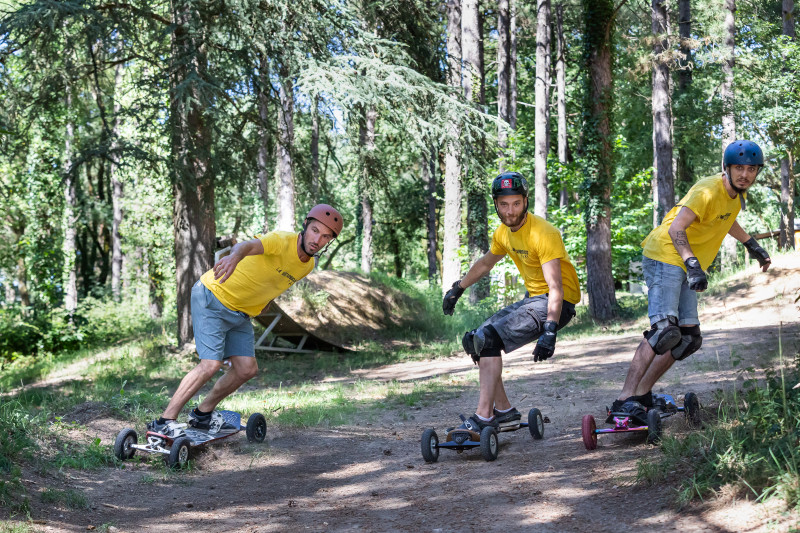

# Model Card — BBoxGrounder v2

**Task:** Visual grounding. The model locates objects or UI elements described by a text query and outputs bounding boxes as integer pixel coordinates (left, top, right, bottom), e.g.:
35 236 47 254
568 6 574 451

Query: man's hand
213 254 242 284
442 281 465 316
743 237 771 272
684 257 708 292
533 320 558 362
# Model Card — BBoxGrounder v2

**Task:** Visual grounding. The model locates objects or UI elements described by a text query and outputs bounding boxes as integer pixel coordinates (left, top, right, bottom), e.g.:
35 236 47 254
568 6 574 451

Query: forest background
0 0 797 359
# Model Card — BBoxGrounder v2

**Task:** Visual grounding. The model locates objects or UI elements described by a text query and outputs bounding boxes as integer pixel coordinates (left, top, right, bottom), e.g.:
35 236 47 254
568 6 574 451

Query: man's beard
501 211 526 228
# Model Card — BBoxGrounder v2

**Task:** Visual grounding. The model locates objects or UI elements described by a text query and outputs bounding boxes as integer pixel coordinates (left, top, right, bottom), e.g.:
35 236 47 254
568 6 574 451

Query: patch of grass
40 487 89 509
638 344 800 508
51 437 115 470
0 522 37 533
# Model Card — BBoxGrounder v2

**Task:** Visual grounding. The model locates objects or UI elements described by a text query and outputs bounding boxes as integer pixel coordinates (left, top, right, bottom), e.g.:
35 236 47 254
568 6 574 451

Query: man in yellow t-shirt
607 140 772 422
441 172 581 432
147 204 344 437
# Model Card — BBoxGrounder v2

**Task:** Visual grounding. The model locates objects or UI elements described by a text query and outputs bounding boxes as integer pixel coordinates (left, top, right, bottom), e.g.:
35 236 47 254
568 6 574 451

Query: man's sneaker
605 399 627 423
147 419 187 438
493 407 522 429
631 391 654 409
456 414 499 433
188 409 237 434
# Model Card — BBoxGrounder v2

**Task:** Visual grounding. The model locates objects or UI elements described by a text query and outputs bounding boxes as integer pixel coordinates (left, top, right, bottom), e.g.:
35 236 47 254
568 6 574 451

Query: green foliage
638 351 800 507
40 487 89 510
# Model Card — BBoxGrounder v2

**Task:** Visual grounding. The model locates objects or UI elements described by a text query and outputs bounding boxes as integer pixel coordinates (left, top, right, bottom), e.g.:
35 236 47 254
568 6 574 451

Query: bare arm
213 238 265 283
540 258 564 323
727 220 750 242
458 252 505 289
667 207 699 261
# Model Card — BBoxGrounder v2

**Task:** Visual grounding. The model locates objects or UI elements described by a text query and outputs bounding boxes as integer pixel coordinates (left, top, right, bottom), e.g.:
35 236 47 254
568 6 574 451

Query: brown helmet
305 204 343 237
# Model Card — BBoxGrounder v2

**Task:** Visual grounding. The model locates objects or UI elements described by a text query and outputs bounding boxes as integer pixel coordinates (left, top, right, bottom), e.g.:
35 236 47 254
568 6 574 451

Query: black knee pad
672 325 702 361
643 316 681 355
475 324 504 358
462 330 480 364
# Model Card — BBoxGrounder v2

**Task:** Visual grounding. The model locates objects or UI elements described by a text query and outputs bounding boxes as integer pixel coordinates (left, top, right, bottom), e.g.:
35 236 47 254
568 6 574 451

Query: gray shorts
642 256 699 327
476 294 576 354
191 281 255 361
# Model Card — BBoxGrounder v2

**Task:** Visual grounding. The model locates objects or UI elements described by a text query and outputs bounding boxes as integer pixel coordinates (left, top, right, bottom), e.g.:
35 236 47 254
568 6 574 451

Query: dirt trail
13 254 800 532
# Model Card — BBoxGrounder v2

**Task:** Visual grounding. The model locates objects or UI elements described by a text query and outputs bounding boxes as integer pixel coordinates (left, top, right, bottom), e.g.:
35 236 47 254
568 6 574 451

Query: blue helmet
723 140 764 168
491 172 529 199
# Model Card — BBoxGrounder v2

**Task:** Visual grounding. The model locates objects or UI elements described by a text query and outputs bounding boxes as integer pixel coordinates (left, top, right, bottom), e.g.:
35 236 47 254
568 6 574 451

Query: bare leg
197 356 259 412
634 351 676 396
477 357 502 418
162 359 222 419
492 359 512 411
618 339 657 400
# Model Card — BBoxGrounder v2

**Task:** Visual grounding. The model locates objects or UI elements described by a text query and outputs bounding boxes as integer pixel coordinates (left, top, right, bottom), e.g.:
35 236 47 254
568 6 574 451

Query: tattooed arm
667 207 699 261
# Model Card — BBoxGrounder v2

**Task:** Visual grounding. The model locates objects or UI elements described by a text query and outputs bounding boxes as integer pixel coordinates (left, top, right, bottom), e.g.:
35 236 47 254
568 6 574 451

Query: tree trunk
423 148 439 282
652 0 675 227
534 0 551 218
171 1 216 346
721 0 736 147
497 0 510 162
556 3 568 209
311 94 320 204
442 0 462 292
148 252 164 320
63 86 78 314
582 0 619 321
676 0 694 187
462 0 490 303
509 1 518 130
276 66 295 232
779 1 795 250
359 106 377 274
16 256 30 308
256 55 271 233
110 60 124 302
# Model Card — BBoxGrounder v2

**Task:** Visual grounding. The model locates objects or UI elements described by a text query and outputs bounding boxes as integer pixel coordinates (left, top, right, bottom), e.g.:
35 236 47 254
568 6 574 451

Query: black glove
684 257 708 291
533 320 558 362
442 280 465 316
743 237 771 268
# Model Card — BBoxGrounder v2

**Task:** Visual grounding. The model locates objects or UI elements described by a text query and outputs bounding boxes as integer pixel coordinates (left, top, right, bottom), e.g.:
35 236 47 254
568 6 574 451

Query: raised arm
213 238 265 283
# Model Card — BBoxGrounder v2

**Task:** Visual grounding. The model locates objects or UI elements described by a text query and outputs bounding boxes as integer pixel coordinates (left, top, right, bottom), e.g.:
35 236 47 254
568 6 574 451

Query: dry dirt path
15 254 800 533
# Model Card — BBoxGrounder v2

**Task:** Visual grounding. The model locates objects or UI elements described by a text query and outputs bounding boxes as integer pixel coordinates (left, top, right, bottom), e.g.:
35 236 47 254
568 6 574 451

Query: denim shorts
191 281 255 361
642 256 699 327
477 294 576 353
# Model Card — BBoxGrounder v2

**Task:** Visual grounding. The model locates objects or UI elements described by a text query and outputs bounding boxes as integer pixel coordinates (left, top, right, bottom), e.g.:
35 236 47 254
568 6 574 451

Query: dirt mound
274 271 426 349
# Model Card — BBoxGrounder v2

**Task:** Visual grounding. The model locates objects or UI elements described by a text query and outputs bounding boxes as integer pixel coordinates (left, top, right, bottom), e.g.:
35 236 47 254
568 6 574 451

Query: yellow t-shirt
642 173 741 271
489 214 581 305
200 231 314 317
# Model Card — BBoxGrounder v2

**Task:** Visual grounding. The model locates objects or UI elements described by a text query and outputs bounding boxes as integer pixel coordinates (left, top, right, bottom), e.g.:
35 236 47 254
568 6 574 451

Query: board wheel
581 414 597 450
246 413 267 443
646 409 662 444
420 428 439 463
114 428 137 460
528 408 544 440
167 436 191 469
684 392 701 428
479 426 499 462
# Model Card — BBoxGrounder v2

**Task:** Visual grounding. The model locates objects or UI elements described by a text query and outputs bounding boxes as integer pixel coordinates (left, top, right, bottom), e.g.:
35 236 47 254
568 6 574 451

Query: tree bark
311 94 320 204
534 0 551 219
171 1 216 346
652 0 675 227
276 66 296 232
497 0 510 161
148 252 164 320
442 0 463 292
63 85 78 314
110 60 124 302
582 0 619 321
721 0 736 147
423 148 439 282
556 3 568 209
510 1 518 130
256 54 271 233
359 106 377 274
779 0 796 250
676 0 694 187
462 0 490 303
